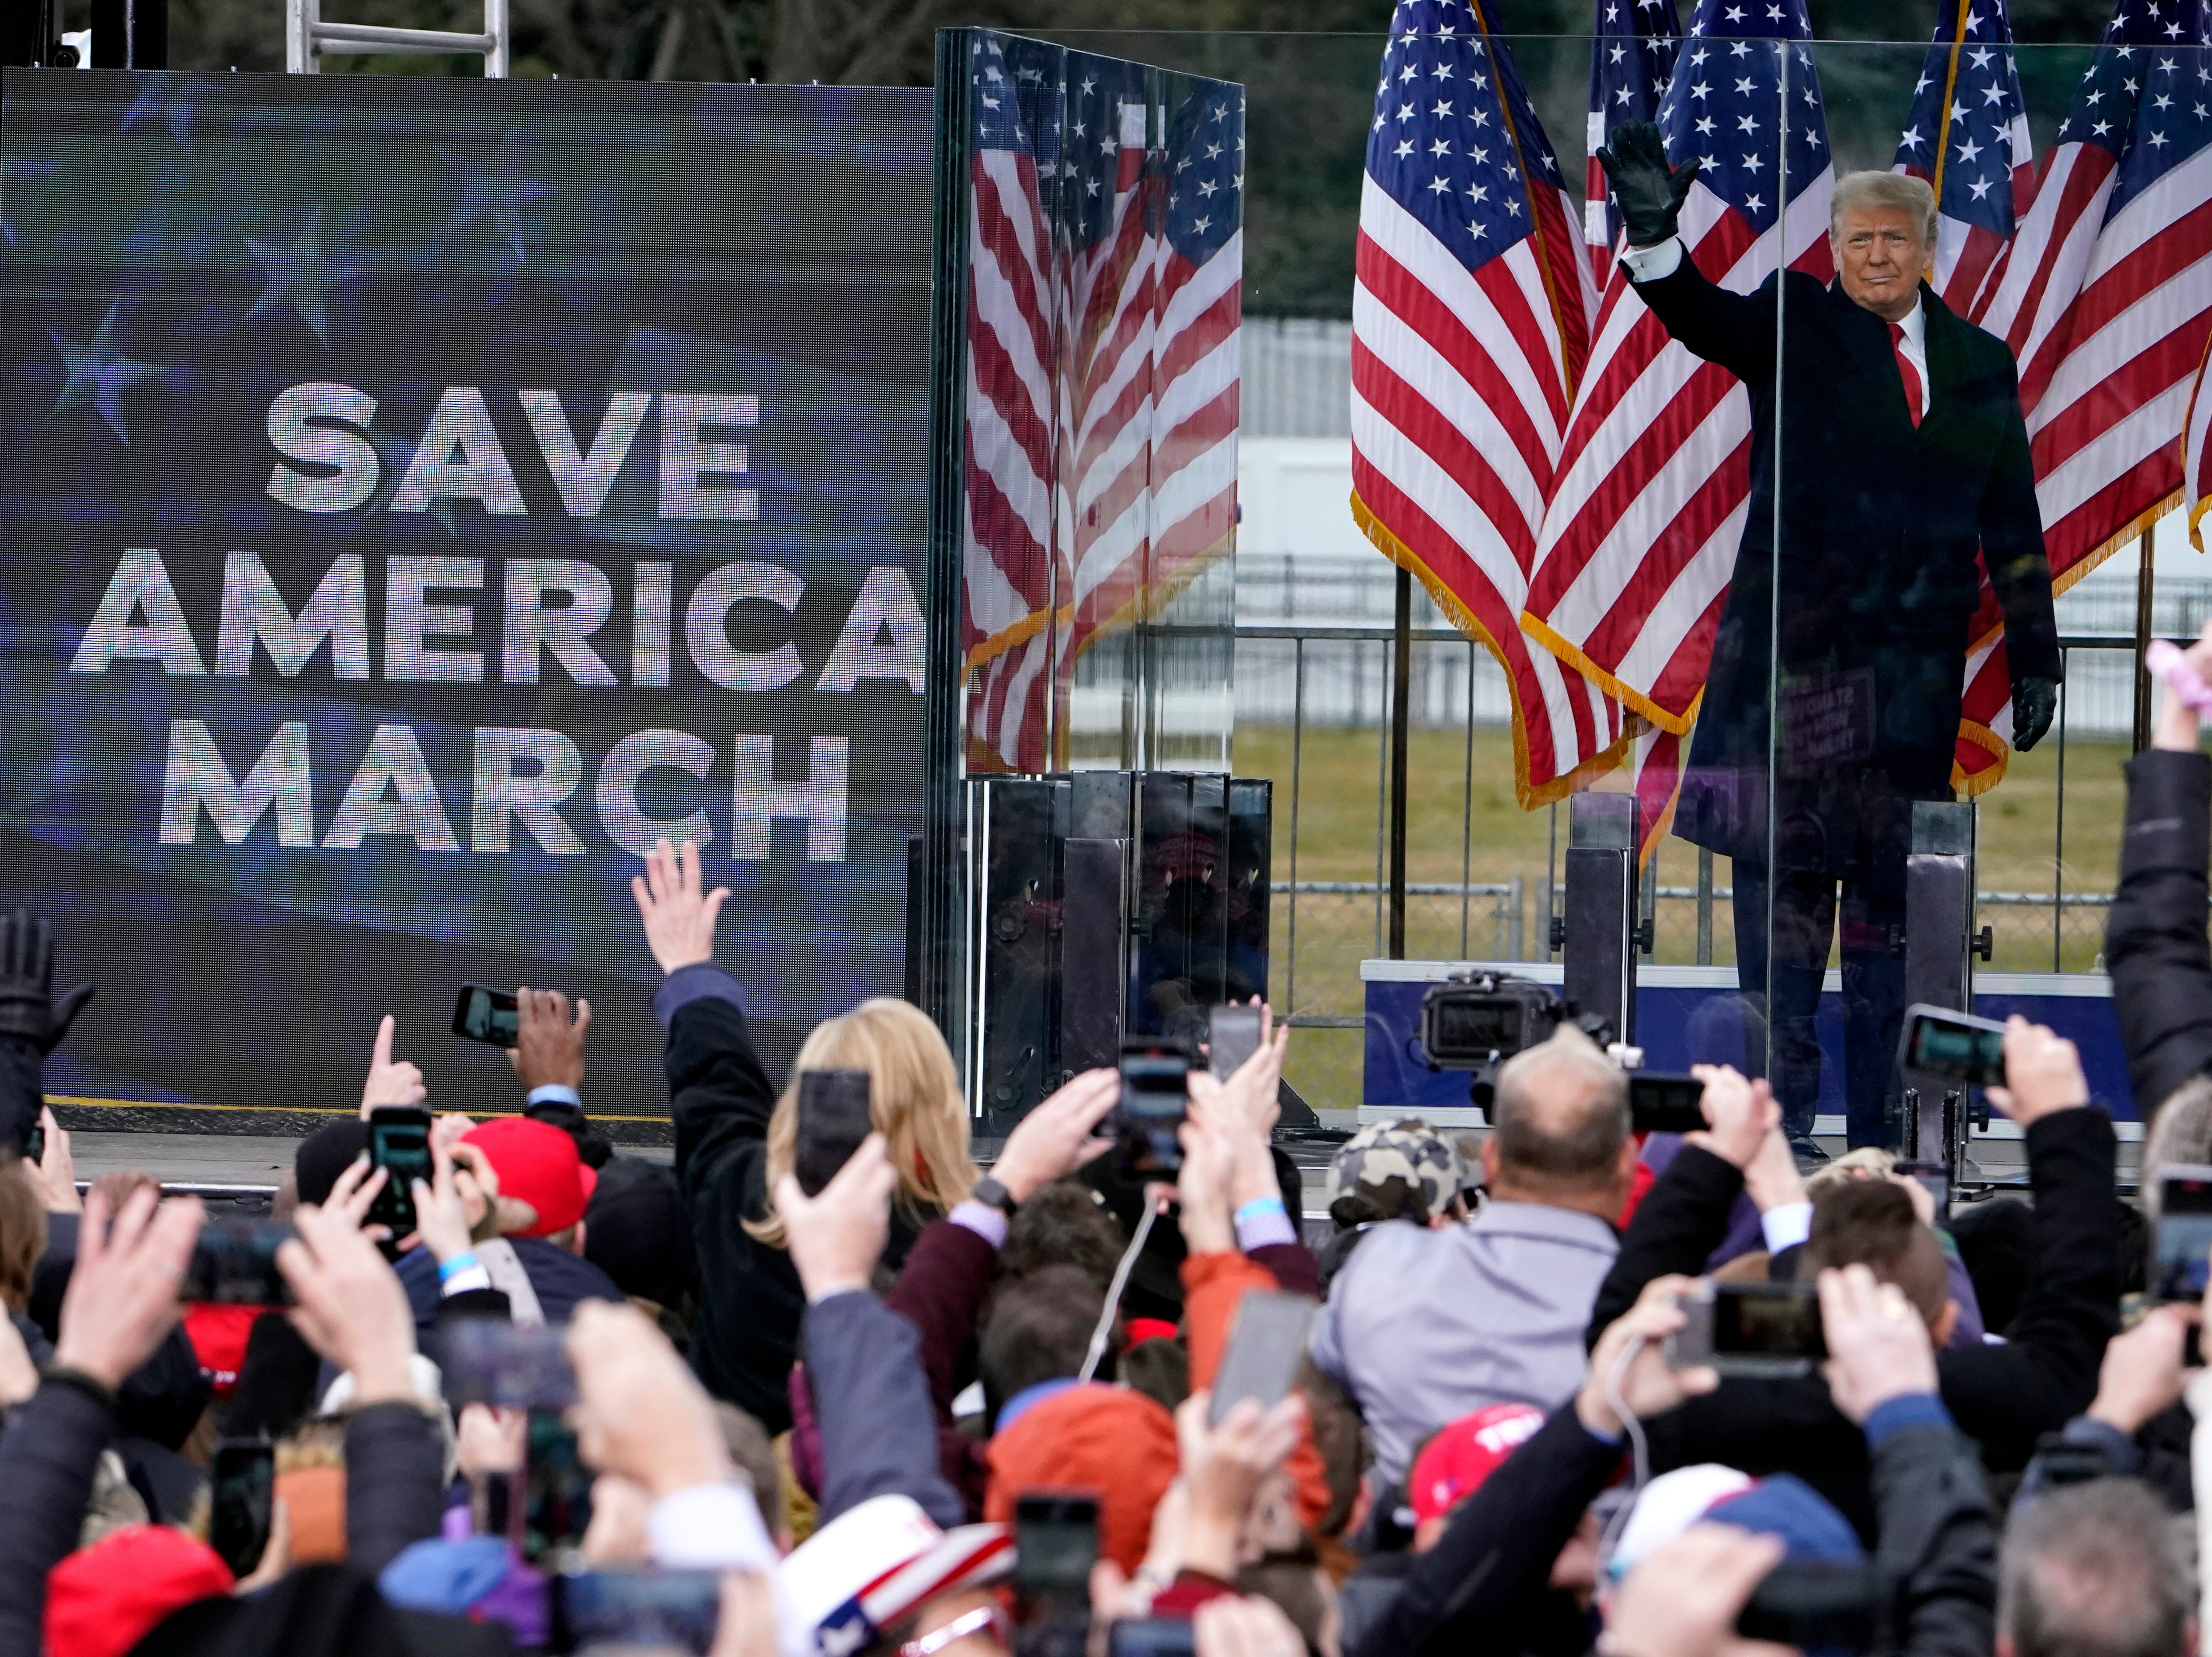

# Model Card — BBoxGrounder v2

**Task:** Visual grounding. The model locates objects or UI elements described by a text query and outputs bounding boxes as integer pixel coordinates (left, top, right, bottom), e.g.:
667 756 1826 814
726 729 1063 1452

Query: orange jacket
1179 1250 1333 1531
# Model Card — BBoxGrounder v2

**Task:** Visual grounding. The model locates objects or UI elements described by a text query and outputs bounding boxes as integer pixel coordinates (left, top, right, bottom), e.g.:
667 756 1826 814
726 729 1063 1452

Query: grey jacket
1309 1202 1619 1490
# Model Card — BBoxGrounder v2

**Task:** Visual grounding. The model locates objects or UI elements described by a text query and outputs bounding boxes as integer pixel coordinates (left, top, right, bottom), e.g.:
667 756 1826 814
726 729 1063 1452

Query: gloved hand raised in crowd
0 908 93 1056
1593 120 1702 249
2013 674 2058 752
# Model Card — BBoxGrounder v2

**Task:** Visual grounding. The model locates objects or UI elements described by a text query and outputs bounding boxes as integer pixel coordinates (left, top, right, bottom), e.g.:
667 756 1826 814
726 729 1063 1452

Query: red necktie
1890 320 1924 429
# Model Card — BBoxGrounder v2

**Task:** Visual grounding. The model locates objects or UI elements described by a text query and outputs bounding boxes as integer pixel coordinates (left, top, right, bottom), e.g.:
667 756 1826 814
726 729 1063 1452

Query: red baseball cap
463 1117 598 1236
46 1524 233 1657
1409 1402 1546 1528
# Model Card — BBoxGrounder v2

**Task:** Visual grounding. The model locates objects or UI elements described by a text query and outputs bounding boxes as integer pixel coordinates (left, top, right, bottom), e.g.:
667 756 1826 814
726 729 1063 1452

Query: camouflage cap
1325 1117 1471 1227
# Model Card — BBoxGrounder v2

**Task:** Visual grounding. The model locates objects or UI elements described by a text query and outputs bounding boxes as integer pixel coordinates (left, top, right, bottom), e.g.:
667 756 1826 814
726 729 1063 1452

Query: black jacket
1584 1112 2117 1535
2107 749 2212 1119
1348 1397 1995 1657
1348 1402 1612 1657
0 1376 114 1655
666 985 805 1432
1629 257 2058 868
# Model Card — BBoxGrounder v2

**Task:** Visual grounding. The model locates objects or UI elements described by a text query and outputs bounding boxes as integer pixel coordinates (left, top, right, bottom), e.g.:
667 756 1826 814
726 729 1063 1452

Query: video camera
1415 971 1616 1115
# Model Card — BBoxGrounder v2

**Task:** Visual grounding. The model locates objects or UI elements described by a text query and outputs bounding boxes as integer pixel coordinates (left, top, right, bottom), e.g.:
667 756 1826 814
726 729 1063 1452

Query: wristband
1233 1195 1286 1225
437 1251 482 1283
39 1363 119 1414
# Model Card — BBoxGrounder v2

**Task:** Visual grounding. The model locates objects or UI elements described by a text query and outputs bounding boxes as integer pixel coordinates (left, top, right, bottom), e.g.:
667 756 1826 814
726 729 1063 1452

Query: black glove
2013 675 2059 752
0 909 94 1055
1593 120 1701 249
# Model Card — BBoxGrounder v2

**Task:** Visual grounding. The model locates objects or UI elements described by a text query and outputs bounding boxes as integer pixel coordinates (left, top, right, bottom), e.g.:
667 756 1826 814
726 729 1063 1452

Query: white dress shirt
1619 235 1929 417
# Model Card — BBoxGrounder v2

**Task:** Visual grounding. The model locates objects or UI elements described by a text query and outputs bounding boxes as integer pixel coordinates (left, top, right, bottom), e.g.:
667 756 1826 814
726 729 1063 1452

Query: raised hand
567 1299 734 1500
992 1068 1119 1203
278 1201 418 1406
509 987 591 1094
1685 1065 1778 1169
1984 1016 2087 1128
53 1184 204 1389
1603 1523 1787 1657
0 907 94 1055
632 838 731 977
1578 1273 1718 1437
773 1133 897 1302
359 1015 426 1119
1816 1263 1938 1424
34 1106 81 1214
1593 120 1702 249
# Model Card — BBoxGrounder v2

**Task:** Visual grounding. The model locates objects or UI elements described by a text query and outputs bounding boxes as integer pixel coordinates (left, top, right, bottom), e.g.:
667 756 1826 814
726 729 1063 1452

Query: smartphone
1628 1072 1707 1136
1895 1160 1951 1221
1208 1004 1264 1082
209 1438 275 1577
1107 1622 1199 1657
24 1120 43 1165
795 1069 873 1197
452 983 520 1048
2153 1165 2212 1303
367 1105 433 1237
1013 1491 1100 1598
182 1222 295 1305
1209 1290 1319 1425
524 1411 593 1566
1900 1005 2008 1088
1668 1280 1827 1377
550 1569 723 1656
1737 1560 1885 1650
1114 1042 1192 1177
440 1318 579 1410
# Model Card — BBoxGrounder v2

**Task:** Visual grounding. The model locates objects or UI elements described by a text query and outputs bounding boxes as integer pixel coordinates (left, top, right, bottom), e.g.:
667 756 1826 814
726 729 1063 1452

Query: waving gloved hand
2013 674 2058 751
1593 120 1701 248
0 908 94 1055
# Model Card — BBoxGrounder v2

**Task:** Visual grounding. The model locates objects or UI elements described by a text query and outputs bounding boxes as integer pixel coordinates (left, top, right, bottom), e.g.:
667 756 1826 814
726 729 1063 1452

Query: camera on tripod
1415 971 1617 1115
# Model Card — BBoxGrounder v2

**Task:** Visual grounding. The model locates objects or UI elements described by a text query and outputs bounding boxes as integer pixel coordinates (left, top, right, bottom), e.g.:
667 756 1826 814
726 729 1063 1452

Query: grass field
1231 723 2134 1112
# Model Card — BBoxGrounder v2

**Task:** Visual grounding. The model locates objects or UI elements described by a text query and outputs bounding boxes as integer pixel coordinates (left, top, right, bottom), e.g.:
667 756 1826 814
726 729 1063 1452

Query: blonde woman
744 997 979 1263
634 836 996 1435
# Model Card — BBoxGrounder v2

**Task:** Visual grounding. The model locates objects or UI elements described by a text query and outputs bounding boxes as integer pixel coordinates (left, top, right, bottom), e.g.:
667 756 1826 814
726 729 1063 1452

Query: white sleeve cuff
948 1200 1010 1250
648 1480 780 1572
1619 236 1683 282
438 1265 493 1296
1760 1201 1813 1254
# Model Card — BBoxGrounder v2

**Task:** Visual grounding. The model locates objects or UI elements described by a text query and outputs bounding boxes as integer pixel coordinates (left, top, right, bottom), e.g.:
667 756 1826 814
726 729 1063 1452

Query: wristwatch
971 1175 1019 1217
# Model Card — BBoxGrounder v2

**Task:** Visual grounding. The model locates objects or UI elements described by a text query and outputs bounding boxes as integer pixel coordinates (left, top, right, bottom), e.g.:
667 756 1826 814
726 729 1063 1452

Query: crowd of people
12 624 2212 1657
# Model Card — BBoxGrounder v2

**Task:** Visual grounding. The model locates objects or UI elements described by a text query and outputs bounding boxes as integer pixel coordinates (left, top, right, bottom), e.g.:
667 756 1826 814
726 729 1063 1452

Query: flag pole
1389 565 1412 959
2133 524 2157 752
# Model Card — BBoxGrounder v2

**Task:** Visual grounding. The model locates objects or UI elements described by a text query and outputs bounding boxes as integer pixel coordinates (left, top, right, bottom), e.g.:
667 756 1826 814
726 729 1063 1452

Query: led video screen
0 69 935 1110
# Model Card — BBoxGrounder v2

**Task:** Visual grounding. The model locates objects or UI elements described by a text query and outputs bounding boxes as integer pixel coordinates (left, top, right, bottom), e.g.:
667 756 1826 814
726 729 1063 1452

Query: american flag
958 37 1244 774
961 34 1065 774
1981 0 2212 585
1892 0 2042 794
1348 0 1613 809
1892 0 2035 316
1522 0 1835 842
1060 71 1244 679
1586 0 1683 288
2187 329 2212 548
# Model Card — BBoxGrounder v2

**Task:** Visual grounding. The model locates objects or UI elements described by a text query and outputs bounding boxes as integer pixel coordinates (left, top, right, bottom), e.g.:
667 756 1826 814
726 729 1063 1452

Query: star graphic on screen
243 206 353 346
440 126 551 261
47 302 165 445
121 79 201 154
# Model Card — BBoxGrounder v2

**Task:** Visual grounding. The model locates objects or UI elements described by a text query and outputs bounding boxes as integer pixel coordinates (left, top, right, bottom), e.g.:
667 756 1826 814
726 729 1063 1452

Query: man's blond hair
1830 170 1938 246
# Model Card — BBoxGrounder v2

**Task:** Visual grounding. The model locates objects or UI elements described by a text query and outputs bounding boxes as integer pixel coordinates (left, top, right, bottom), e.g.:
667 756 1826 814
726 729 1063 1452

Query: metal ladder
285 0 507 75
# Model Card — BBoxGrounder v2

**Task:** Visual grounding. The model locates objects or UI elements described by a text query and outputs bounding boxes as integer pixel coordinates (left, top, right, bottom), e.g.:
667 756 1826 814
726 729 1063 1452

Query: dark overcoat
1632 258 2060 873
